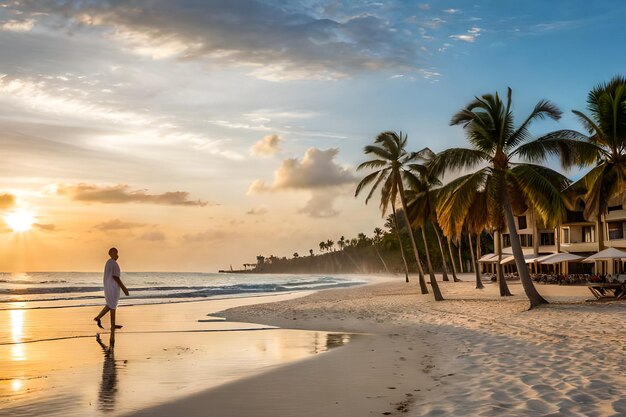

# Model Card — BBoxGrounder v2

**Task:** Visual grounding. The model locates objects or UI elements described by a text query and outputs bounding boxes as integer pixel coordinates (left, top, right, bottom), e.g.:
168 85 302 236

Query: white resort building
480 191 626 277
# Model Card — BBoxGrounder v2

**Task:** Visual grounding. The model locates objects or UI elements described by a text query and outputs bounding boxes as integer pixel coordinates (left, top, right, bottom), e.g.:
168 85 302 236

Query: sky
1 0 625 272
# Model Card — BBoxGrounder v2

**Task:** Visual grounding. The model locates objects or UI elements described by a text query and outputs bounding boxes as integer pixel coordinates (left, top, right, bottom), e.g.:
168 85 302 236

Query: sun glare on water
4 210 35 233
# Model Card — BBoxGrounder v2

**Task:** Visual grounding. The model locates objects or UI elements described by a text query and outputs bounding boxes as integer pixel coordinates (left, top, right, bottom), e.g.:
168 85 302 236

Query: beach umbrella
499 254 540 265
537 253 584 265
478 253 498 263
583 247 626 262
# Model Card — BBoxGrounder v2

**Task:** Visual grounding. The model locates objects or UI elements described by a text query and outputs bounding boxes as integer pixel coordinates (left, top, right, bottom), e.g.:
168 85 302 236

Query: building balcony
605 208 626 221
560 241 598 253
539 245 557 253
604 238 626 249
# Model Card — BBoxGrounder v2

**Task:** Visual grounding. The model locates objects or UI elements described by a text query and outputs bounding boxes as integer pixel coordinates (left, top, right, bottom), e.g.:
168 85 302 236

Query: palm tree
431 88 585 308
406 147 451 282
338 236 346 251
356 131 442 299
551 76 626 249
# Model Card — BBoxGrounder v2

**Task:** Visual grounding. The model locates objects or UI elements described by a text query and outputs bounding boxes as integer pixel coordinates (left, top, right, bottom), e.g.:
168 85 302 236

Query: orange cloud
58 183 212 206
0 193 16 209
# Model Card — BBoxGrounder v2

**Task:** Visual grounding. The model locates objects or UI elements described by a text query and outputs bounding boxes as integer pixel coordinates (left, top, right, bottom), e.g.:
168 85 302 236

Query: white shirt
103 258 122 309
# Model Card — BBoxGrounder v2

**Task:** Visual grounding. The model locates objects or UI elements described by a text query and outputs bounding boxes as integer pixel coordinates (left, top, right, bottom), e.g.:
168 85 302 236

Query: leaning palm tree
356 131 442 299
405 148 451 282
430 88 584 308
551 76 626 249
437 184 490 290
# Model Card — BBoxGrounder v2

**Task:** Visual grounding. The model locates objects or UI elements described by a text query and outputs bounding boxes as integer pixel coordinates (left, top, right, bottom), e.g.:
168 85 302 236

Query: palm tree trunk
420 227 444 300
468 233 483 289
447 238 460 282
495 230 512 296
503 194 547 308
431 221 450 281
475 233 485 288
391 202 410 283
532 210 540 257
597 214 606 251
374 245 391 274
396 180 429 294
458 239 464 273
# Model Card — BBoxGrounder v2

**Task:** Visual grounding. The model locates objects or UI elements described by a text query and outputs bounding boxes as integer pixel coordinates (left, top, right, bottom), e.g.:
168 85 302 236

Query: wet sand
0 291 353 417
136 275 625 417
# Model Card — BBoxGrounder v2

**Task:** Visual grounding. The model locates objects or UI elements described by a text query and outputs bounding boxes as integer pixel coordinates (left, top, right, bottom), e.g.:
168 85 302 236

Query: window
517 216 527 229
608 205 623 212
502 234 511 247
608 221 625 240
540 232 555 246
582 226 595 243
562 228 570 244
566 210 586 222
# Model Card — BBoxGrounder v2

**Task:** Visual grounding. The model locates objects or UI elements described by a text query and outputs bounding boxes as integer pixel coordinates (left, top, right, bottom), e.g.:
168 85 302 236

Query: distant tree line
253 212 494 275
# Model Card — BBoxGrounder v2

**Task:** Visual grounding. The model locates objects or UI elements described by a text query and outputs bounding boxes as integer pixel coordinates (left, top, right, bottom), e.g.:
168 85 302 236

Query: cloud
450 27 482 42
0 193 16 209
248 147 355 217
298 191 340 218
34 223 57 232
58 183 211 206
1 19 36 32
94 219 146 231
138 231 166 241
183 229 234 243
248 148 355 193
251 134 282 157
7 0 426 81
246 206 268 216
443 8 461 14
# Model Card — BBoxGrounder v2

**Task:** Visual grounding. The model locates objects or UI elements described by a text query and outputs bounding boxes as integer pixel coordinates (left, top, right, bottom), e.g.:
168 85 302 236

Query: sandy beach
134 274 625 417
2 274 625 417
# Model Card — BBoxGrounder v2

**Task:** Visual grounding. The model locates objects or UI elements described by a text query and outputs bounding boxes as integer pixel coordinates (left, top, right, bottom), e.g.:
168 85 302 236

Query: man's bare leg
94 306 110 329
110 308 123 330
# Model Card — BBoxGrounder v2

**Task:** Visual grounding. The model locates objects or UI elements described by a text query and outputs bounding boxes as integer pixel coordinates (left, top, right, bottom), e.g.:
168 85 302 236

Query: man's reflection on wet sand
95 332 122 413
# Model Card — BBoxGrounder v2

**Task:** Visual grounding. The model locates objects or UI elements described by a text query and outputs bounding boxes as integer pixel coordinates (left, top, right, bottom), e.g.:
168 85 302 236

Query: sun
4 210 35 233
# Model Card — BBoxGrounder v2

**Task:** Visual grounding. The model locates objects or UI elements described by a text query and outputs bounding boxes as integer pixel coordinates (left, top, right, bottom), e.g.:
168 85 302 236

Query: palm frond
507 164 570 226
356 159 389 171
506 99 562 150
429 148 490 179
511 130 603 168
436 168 489 239
363 145 393 161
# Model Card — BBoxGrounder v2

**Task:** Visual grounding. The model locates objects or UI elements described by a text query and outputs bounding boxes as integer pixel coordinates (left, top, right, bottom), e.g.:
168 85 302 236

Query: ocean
0 272 367 309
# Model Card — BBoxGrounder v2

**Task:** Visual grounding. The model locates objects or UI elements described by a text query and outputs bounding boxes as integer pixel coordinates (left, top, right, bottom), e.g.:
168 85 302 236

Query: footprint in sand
613 399 626 413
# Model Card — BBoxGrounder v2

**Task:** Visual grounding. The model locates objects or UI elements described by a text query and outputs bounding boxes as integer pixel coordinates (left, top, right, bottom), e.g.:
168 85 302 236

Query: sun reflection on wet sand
0 293 359 416
10 310 26 362
11 379 23 392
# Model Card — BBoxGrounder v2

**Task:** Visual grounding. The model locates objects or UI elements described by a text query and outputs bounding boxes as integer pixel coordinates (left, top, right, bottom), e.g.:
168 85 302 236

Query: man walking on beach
94 247 130 330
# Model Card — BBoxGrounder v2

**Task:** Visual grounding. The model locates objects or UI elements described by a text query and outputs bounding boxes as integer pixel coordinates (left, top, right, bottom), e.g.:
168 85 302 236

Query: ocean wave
0 279 69 285
0 279 364 301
